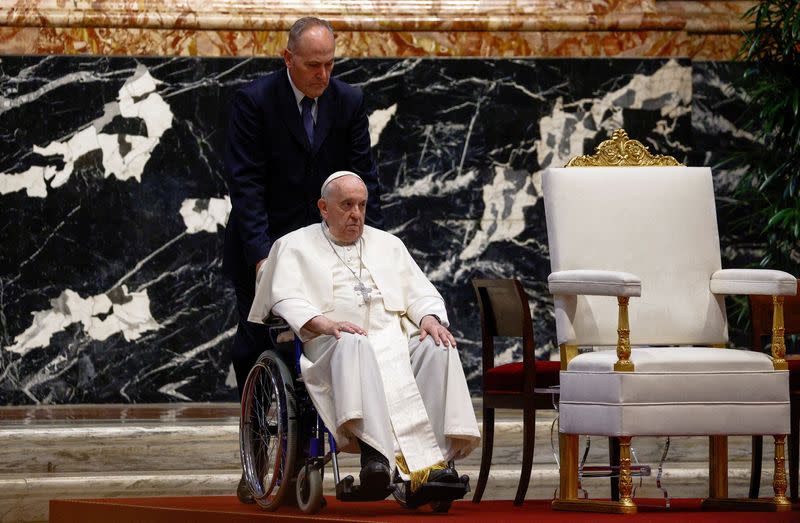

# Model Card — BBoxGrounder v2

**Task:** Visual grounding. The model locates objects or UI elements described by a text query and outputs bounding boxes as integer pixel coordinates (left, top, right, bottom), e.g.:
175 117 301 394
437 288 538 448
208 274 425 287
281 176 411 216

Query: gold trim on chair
559 343 579 371
565 129 681 167
771 296 788 370
773 435 791 506
615 296 634 372
618 437 636 509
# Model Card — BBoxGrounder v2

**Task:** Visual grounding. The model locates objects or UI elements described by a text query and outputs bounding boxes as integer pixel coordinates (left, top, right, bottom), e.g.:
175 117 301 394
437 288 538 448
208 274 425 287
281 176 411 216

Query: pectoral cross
354 281 372 305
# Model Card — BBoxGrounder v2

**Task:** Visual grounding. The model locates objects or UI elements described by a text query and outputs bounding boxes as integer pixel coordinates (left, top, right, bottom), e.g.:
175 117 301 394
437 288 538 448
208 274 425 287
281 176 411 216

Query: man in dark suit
223 16 384 502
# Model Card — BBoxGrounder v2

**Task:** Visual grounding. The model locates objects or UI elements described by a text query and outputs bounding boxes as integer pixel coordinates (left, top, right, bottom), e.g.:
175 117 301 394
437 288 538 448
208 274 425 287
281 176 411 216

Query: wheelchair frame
239 333 470 515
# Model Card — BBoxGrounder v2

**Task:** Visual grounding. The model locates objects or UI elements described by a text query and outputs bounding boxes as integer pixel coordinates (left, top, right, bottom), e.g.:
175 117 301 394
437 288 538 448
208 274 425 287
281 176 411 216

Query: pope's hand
304 315 367 339
419 315 456 348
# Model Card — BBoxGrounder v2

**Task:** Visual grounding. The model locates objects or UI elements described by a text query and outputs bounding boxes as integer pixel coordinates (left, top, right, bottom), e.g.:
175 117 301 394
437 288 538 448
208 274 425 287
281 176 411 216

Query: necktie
301 97 315 146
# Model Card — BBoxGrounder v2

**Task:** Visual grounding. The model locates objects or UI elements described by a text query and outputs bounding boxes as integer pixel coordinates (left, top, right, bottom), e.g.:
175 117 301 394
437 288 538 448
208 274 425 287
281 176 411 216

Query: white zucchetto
320 170 364 196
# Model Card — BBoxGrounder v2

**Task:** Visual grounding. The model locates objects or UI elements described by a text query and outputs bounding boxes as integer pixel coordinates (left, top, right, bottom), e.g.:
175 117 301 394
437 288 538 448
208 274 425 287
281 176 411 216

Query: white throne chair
542 129 796 513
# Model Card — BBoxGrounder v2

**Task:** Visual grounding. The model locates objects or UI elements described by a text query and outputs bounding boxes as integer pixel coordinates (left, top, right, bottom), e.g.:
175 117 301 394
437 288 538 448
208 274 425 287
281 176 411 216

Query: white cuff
407 297 449 327
709 269 797 296
548 270 642 297
270 298 322 338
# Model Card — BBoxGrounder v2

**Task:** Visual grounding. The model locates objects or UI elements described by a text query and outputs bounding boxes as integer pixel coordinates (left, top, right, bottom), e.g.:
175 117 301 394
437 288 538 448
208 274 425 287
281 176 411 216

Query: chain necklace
321 223 373 305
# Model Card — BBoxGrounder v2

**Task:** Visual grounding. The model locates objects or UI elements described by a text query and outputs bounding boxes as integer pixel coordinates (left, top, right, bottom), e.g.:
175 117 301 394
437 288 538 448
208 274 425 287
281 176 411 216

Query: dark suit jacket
223 68 384 283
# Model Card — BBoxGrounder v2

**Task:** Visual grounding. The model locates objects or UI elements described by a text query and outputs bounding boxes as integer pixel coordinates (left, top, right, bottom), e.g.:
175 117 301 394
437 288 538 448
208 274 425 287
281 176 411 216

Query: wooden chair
748 279 800 502
471 278 561 505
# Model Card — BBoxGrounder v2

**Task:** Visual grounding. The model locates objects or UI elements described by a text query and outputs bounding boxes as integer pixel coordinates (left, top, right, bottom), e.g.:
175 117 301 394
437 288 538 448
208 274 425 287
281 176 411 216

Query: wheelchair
238 328 471 515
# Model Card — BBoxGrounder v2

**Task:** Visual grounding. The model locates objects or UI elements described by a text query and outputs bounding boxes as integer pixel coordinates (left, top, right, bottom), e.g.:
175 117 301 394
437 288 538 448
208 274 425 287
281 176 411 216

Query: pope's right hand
303 315 367 339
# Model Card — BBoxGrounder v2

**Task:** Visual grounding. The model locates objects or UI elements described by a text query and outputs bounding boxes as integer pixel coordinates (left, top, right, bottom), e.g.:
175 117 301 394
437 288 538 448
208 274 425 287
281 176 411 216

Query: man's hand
419 315 456 348
303 315 367 339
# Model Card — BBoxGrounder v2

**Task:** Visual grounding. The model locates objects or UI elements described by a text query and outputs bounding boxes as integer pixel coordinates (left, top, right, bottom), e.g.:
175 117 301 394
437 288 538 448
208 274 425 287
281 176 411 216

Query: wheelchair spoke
254 360 285 497
239 352 297 510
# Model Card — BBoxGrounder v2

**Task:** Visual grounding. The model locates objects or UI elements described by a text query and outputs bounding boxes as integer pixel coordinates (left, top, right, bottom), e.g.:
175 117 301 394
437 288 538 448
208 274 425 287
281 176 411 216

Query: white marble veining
179 196 231 234
368 103 397 146
460 165 538 260
5 286 159 356
118 327 236 402
536 59 691 169
0 67 172 198
0 57 756 405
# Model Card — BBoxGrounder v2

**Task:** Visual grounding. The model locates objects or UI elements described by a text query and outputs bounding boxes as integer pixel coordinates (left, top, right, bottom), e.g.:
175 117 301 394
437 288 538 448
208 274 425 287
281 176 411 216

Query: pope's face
318 177 367 244
284 25 335 99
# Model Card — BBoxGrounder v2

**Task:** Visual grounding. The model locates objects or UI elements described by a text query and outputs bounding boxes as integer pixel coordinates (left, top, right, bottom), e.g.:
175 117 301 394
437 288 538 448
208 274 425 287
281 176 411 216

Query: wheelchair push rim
239 351 297 511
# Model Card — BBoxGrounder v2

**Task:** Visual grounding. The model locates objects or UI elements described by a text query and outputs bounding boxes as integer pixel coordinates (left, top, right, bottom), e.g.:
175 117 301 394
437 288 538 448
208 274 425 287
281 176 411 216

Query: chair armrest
709 269 797 296
548 270 642 297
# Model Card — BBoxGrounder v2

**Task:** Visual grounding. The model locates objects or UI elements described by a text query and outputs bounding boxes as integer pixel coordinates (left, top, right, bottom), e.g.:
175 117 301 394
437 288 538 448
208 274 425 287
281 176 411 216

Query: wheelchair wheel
391 470 416 510
240 351 297 511
296 464 324 514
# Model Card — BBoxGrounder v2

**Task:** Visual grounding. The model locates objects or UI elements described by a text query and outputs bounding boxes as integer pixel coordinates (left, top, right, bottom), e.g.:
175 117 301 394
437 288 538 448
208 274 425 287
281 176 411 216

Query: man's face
284 25 335 99
318 177 367 244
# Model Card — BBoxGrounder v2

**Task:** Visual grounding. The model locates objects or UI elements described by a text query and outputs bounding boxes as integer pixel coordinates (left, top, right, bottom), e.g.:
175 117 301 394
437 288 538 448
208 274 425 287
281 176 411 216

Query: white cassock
248 222 480 478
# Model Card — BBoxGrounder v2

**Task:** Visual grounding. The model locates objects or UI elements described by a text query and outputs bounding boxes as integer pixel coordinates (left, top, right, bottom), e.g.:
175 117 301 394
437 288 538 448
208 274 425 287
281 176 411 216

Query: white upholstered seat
560 347 788 437
542 130 796 514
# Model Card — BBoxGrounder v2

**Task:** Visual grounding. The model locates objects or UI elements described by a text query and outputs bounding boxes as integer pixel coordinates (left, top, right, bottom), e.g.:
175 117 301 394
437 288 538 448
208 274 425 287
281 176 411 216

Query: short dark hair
287 17 335 52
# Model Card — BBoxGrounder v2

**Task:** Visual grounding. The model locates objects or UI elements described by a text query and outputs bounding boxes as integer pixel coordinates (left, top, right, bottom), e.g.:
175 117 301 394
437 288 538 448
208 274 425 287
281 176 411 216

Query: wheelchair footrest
399 475 471 509
335 475 395 502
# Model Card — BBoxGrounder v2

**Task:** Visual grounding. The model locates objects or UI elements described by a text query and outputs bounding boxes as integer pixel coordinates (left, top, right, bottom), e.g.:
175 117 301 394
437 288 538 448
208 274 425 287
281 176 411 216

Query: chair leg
772 434 791 508
472 407 494 503
709 435 728 499
514 406 536 505
558 433 579 500
790 396 799 502
609 436 620 501
618 436 635 508
750 435 763 498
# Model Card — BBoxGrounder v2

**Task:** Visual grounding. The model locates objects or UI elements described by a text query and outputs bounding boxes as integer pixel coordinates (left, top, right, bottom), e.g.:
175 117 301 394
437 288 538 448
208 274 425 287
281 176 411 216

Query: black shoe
359 458 391 490
357 439 390 487
237 474 255 504
428 467 459 484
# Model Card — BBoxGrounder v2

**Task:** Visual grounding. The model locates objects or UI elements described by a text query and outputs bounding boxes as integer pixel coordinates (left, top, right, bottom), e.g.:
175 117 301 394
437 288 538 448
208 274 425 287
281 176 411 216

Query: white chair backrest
543 166 728 346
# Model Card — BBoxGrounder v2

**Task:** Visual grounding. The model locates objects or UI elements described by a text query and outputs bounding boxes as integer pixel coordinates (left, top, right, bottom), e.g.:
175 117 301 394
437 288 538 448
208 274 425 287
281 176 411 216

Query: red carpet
49 496 800 523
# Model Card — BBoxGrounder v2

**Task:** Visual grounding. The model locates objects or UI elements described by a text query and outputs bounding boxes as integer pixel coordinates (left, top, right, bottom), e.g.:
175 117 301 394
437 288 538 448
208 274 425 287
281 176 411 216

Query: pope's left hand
419 315 457 348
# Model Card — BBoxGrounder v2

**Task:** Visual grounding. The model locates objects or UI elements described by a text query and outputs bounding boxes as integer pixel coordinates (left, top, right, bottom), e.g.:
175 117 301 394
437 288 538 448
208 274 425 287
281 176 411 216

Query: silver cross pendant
354 281 372 304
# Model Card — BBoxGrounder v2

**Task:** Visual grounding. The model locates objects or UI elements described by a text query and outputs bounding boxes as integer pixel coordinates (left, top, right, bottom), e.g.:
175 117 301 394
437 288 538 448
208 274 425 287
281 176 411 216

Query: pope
249 171 480 494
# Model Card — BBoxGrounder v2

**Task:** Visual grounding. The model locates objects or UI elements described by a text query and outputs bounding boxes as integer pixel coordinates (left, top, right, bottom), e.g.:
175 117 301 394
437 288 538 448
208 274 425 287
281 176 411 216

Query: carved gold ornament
566 129 681 167
772 296 788 370
614 296 634 372
774 435 790 506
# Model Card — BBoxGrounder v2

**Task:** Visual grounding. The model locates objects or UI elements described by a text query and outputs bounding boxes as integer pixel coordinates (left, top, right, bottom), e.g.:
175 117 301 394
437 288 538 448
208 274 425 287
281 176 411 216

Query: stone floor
0 402 782 522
